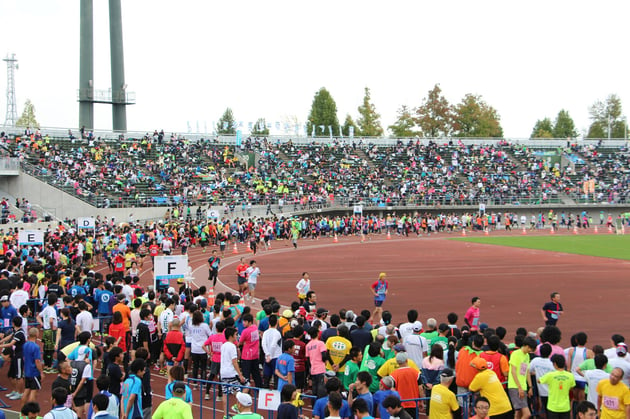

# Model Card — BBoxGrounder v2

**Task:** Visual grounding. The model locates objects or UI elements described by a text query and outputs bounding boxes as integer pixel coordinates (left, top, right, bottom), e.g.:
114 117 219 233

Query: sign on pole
353 205 363 215
18 230 44 246
479 203 486 213
207 209 220 219
257 389 281 411
77 217 96 230
154 255 188 290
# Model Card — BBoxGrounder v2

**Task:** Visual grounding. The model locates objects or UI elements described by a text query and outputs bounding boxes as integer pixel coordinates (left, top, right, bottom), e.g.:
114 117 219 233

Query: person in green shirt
232 391 263 419
577 345 613 374
421 318 439 355
152 381 193 419
508 336 537 419
360 342 386 393
19 401 43 419
539 354 576 418
433 324 450 349
343 347 363 391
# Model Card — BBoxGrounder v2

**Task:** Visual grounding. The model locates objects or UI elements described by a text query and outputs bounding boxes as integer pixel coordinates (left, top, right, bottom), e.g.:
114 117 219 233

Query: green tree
216 108 236 134
452 93 503 137
342 114 358 137
552 109 578 138
388 105 416 137
414 84 454 137
356 87 383 137
251 118 269 136
587 94 626 139
306 87 340 137
15 99 40 129
530 118 554 138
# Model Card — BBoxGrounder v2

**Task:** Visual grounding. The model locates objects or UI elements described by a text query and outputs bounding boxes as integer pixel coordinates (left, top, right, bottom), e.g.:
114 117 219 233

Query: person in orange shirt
112 293 131 330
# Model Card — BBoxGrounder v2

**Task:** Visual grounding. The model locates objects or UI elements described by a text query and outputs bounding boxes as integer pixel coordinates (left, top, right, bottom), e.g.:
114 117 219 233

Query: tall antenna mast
3 53 18 127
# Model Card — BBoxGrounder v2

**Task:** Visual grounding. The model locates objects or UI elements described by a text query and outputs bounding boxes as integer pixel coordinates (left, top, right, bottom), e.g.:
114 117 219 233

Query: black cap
172 381 186 394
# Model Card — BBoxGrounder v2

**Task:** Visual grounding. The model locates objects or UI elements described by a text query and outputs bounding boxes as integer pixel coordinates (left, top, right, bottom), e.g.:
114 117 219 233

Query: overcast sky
1 0 628 138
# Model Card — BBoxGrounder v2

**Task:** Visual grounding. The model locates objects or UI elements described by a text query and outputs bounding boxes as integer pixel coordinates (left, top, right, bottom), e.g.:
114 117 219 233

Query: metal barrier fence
185 378 473 419
185 378 317 419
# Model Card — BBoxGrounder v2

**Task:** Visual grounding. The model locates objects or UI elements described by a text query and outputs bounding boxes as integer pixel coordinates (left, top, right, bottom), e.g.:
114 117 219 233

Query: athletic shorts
508 388 528 410
209 361 220 378
374 299 385 307
8 357 23 379
574 380 586 390
221 376 241 395
237 276 247 285
248 283 256 290
25 376 42 390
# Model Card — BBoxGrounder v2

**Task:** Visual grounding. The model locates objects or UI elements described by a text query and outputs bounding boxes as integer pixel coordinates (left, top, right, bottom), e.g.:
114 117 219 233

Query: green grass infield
453 234 630 260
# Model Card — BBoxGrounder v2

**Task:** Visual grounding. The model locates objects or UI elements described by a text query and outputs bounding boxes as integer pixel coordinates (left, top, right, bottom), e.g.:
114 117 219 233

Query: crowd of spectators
3 130 630 210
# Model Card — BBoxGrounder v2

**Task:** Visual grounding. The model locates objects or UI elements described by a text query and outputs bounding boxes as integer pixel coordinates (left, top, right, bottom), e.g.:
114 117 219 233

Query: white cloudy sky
1 0 628 138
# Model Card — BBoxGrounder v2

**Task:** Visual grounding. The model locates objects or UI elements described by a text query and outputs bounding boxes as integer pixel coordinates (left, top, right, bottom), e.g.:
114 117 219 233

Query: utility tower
3 54 18 127
78 0 134 132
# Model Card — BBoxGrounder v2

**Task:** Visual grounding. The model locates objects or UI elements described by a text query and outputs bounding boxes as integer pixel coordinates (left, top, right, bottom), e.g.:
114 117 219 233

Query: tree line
216 86 628 139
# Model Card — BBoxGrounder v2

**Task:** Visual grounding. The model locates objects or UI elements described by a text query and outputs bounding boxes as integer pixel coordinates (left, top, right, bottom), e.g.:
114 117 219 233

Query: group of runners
0 214 628 419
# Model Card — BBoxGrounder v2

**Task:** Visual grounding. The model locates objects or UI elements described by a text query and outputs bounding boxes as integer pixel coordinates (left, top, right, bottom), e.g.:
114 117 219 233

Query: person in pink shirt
464 297 481 330
535 325 565 357
204 322 226 401
239 313 263 388
305 326 330 398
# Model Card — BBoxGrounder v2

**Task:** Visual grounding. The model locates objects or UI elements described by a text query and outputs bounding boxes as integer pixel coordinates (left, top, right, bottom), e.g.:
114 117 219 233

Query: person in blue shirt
372 376 400 419
312 377 353 419
91 393 118 419
69 278 87 298
164 365 193 403
121 359 145 419
45 387 79 419
67 331 94 364
276 340 296 392
23 327 43 405
347 371 374 416
0 295 18 335
94 280 114 332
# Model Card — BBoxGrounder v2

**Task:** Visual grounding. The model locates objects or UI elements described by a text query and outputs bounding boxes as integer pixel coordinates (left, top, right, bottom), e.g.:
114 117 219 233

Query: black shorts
74 397 87 407
8 357 23 379
237 276 247 285
209 361 221 378
25 376 42 390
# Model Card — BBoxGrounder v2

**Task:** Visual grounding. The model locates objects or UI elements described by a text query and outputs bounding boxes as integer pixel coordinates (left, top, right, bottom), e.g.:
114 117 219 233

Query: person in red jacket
163 318 186 376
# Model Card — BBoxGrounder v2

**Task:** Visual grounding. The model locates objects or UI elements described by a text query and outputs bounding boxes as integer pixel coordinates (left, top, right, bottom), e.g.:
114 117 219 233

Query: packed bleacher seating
3 130 630 208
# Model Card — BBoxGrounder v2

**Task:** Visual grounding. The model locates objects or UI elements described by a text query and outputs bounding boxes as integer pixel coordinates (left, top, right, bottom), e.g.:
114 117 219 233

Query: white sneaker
5 391 16 398
205 394 210 400
8 392 22 400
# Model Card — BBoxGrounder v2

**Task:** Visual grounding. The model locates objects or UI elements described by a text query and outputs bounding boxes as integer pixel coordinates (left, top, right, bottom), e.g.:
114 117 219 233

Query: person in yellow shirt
597 367 630 419
152 382 193 419
326 325 352 381
377 344 420 378
538 355 575 418
469 357 513 418
429 368 460 419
